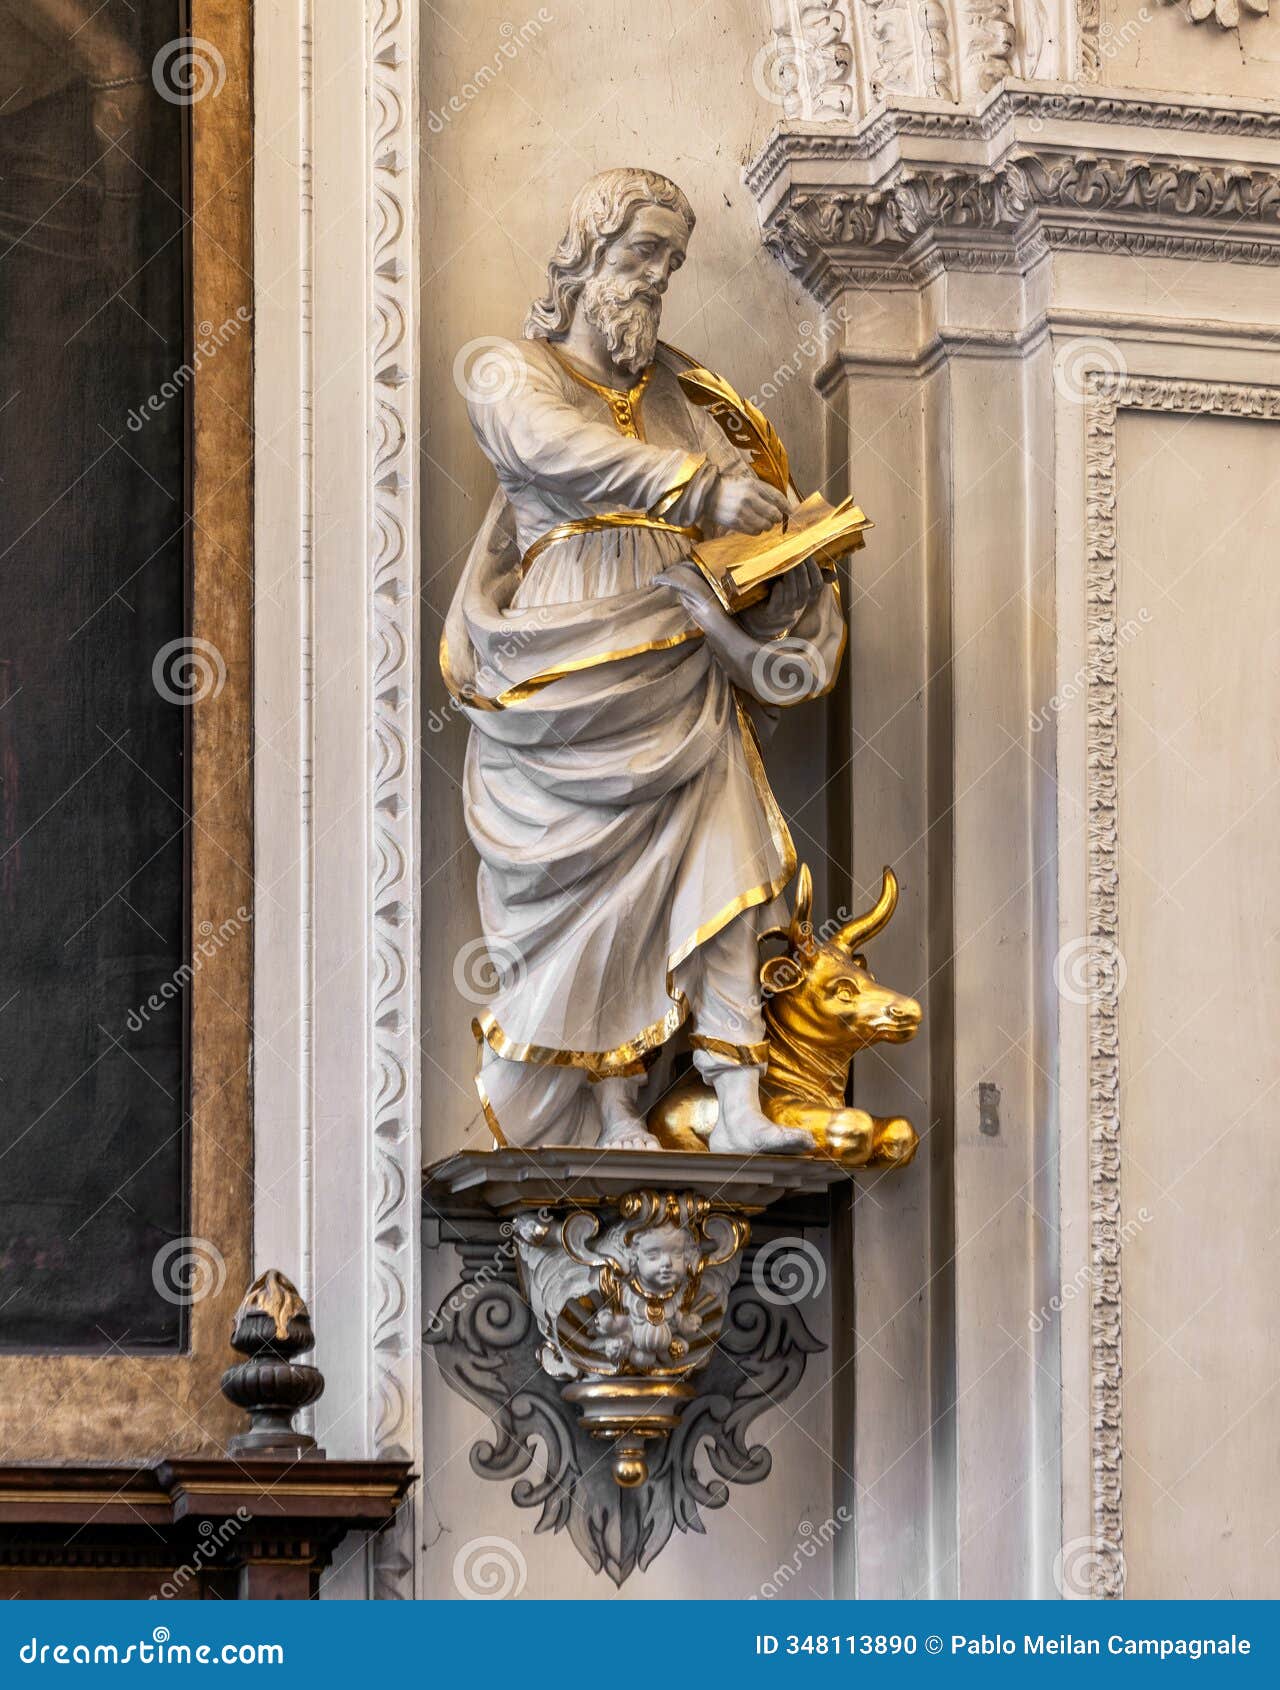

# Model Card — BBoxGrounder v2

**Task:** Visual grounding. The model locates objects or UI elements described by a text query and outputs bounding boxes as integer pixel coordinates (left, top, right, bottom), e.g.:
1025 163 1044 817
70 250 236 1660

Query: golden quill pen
667 350 795 499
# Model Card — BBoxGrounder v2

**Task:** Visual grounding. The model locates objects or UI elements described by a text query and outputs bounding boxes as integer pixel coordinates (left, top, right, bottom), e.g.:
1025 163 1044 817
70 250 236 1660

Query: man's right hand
709 474 789 536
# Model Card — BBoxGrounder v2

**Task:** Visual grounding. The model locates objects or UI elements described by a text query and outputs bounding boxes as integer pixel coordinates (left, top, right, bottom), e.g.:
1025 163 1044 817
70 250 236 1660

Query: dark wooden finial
220 1269 326 1459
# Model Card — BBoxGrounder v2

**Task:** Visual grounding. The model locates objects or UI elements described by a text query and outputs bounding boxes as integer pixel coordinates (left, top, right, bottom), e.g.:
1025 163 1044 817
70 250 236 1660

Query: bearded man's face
580 272 662 376
579 204 690 376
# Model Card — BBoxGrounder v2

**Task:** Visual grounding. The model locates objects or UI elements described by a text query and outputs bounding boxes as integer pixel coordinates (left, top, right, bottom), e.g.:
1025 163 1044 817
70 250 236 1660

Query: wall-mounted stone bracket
423 1149 848 1585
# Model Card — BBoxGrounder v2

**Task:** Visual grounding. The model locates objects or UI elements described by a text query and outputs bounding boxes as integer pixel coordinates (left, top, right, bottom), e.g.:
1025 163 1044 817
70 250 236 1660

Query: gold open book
691 492 871 613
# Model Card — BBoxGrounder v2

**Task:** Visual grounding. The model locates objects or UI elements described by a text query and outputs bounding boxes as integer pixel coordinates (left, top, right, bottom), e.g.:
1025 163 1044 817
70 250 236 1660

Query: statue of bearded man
442 166 845 1154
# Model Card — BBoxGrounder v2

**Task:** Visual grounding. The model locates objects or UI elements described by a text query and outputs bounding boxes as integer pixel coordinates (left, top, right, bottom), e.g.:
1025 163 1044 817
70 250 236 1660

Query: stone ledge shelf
424 1145 864 1216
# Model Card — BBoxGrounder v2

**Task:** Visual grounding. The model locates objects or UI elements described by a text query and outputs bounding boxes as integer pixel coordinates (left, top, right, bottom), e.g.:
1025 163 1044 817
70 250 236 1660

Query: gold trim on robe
517 449 708 575
441 623 708 712
688 1035 772 1066
543 342 653 438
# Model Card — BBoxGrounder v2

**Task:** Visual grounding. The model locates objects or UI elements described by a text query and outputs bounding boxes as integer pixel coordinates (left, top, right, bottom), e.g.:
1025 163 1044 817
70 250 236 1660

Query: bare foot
597 1121 662 1151
707 1113 813 1155
706 1066 814 1155
596 1076 661 1151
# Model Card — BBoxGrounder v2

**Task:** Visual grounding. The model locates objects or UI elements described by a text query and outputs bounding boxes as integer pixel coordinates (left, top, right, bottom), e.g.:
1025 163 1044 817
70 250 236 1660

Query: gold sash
518 450 707 577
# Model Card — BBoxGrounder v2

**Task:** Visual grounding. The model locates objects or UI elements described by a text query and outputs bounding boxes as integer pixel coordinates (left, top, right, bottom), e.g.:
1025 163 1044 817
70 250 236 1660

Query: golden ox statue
650 866 922 1166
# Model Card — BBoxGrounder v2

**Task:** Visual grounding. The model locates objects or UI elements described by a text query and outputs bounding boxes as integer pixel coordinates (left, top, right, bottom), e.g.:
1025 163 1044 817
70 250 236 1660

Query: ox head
759 865 923 1058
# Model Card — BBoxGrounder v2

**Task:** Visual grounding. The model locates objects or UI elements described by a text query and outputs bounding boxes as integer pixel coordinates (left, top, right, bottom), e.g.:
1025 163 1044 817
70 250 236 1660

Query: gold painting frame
0 0 253 1460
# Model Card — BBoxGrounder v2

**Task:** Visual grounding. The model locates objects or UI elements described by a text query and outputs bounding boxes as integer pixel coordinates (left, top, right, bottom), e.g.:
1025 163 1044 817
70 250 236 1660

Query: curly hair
524 167 695 341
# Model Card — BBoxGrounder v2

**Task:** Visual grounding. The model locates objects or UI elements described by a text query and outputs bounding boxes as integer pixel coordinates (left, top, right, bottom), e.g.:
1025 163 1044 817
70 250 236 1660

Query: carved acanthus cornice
749 87 1280 298
746 83 1280 203
760 1 1074 120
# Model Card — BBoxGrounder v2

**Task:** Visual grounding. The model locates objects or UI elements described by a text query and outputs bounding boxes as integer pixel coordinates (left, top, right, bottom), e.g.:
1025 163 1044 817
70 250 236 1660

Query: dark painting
0 1 192 1350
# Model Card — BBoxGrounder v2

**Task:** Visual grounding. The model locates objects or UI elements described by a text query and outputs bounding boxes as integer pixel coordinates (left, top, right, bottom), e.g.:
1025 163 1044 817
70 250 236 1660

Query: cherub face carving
627 1223 692 1296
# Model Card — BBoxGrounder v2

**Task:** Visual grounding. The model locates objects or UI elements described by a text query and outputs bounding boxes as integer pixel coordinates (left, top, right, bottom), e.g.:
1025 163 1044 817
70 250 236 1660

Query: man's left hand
740 559 826 642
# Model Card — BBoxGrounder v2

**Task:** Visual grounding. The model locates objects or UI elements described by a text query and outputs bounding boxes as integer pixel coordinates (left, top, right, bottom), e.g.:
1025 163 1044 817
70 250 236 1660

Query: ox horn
790 864 815 955
836 866 899 953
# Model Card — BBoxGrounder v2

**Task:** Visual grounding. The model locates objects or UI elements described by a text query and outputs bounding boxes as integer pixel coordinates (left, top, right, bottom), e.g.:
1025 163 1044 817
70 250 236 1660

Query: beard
579 273 662 376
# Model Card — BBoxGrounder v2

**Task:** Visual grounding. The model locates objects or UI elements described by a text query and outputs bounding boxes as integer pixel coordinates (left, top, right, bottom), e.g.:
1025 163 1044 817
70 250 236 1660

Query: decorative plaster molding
426 1233 825 1586
1048 224 1280 266
1077 0 1100 80
254 0 423 1599
746 84 1280 204
752 99 1280 298
1082 370 1280 1601
861 0 921 99
762 2 1071 118
921 1 958 101
1081 376 1122 1602
367 0 423 1605
962 1 1018 95
763 2 857 119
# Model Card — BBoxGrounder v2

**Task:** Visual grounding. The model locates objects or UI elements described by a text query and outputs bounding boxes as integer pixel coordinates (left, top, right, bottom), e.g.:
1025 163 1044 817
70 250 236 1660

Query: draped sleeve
466 340 718 524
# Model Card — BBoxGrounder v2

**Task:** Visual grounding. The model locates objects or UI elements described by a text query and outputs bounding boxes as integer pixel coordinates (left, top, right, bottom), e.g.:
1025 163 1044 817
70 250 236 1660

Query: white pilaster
253 0 423 1599
751 72 1280 1599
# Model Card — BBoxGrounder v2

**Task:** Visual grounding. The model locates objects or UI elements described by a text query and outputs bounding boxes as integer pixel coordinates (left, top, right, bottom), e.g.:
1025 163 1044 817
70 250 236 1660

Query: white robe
441 338 845 1146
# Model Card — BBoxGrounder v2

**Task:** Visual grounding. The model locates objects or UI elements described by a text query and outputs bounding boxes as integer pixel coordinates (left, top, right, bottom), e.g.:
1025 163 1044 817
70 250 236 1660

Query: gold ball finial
613 1451 648 1488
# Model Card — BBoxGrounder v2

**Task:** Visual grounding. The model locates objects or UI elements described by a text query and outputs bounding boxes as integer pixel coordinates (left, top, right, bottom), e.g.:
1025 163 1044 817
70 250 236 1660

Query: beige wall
1101 2 1280 96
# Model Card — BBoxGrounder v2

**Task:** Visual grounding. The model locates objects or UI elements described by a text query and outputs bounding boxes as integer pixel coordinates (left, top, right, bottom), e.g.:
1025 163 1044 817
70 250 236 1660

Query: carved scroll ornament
425 1227 824 1584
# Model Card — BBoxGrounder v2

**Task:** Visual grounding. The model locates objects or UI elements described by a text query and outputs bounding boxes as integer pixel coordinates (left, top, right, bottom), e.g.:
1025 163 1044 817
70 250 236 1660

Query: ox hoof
814 1107 874 1163
873 1117 918 1168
